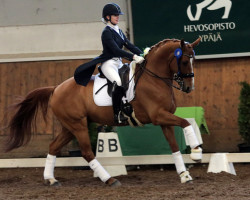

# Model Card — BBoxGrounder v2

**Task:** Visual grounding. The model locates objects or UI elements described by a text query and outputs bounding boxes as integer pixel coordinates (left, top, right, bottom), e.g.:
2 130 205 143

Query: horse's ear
180 39 185 48
191 37 201 48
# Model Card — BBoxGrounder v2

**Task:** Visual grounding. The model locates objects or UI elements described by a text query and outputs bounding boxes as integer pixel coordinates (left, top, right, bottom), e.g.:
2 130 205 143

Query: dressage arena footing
1 153 250 175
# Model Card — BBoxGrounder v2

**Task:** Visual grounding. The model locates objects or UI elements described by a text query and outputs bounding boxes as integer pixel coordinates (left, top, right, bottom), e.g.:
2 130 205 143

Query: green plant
238 81 250 145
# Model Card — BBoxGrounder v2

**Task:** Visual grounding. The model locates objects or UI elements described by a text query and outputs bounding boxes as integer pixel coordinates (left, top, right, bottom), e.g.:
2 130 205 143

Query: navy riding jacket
74 26 143 86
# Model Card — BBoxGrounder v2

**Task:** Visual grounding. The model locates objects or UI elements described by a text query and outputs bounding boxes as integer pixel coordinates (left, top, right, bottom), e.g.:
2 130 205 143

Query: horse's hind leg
161 125 193 183
72 117 121 187
44 126 74 186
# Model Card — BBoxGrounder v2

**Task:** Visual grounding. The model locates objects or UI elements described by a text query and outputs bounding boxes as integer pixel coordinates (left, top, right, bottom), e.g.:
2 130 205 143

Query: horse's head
143 38 201 93
169 38 201 93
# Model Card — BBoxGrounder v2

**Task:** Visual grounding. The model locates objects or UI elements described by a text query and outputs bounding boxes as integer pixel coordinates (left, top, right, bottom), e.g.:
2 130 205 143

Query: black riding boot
111 82 128 123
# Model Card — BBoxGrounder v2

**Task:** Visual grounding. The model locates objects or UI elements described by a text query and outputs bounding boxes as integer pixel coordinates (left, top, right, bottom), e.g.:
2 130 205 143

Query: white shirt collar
107 22 119 33
107 22 124 40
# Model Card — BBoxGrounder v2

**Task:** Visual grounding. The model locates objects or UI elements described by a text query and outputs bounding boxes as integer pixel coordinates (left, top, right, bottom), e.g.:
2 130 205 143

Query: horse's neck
134 62 174 95
134 43 177 97
133 62 176 117
147 44 176 78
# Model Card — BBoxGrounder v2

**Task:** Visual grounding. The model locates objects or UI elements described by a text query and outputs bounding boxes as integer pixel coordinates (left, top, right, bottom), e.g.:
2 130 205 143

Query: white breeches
101 58 123 86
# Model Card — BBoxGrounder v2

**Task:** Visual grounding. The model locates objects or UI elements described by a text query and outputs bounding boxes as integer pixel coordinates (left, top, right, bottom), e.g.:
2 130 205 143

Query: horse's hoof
44 178 61 187
180 171 193 184
51 181 61 187
106 178 122 187
185 180 193 184
190 147 202 162
109 179 122 187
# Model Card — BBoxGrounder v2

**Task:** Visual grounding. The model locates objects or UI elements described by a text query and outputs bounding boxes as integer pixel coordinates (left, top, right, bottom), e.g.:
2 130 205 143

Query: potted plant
237 81 250 152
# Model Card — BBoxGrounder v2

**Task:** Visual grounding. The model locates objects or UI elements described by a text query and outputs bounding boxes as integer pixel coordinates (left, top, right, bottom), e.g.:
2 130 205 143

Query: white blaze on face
190 58 195 90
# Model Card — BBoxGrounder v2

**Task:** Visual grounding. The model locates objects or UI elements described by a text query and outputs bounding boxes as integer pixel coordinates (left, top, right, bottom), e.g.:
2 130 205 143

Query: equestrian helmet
102 3 124 21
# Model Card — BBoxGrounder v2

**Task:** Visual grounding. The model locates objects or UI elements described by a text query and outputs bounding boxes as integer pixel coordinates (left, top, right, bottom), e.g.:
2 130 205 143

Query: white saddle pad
93 62 136 106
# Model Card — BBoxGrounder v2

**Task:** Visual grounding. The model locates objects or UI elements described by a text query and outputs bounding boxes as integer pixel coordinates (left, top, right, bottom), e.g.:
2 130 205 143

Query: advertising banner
131 0 250 58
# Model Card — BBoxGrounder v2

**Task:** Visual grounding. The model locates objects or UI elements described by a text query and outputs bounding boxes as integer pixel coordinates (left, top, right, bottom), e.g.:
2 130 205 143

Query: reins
135 61 182 91
135 60 174 89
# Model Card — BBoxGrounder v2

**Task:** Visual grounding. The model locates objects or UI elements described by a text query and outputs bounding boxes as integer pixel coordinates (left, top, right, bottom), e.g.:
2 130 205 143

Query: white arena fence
0 153 250 168
1 132 249 175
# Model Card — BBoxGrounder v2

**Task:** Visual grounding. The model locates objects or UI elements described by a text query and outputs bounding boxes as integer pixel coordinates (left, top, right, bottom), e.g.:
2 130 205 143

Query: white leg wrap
172 151 186 174
44 154 56 179
183 125 199 149
89 159 111 183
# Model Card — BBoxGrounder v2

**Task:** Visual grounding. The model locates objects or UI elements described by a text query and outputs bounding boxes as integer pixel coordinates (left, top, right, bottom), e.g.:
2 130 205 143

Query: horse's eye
182 61 188 66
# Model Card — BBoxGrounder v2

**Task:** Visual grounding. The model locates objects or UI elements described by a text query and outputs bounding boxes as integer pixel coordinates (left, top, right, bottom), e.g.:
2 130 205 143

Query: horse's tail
4 86 56 152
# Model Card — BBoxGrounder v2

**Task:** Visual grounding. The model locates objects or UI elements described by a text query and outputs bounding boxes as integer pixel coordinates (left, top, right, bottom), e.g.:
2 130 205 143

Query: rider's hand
133 55 145 64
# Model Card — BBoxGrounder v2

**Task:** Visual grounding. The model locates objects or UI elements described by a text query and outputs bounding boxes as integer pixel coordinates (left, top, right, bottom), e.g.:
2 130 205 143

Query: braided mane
146 38 180 58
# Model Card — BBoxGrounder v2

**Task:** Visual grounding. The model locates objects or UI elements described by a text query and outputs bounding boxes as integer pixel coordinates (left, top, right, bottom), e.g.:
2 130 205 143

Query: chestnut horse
5 38 202 186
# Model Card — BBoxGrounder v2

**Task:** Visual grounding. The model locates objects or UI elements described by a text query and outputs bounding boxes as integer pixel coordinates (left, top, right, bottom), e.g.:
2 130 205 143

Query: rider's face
110 15 119 25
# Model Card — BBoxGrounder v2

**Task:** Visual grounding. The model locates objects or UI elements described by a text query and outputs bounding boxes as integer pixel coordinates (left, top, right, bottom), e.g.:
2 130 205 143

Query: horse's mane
146 38 180 57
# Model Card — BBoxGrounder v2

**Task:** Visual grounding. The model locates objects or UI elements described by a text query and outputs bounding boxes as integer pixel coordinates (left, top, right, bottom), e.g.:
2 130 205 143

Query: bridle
171 48 195 91
134 48 195 92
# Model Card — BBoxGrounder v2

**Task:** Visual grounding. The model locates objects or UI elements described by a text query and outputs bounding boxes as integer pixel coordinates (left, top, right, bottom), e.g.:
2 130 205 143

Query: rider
74 3 145 124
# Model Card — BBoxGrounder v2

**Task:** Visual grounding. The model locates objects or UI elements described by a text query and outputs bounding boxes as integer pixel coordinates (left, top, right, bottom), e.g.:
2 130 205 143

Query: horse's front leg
184 124 203 162
161 125 192 183
152 110 202 162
